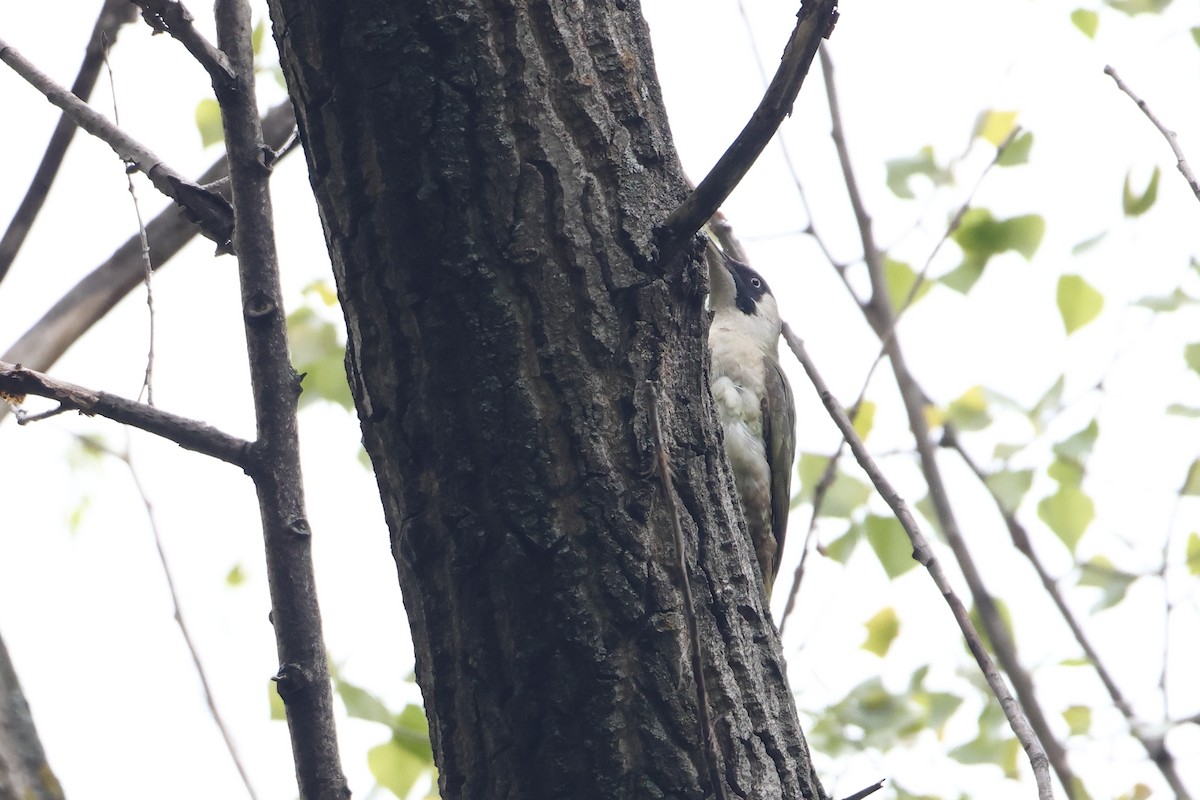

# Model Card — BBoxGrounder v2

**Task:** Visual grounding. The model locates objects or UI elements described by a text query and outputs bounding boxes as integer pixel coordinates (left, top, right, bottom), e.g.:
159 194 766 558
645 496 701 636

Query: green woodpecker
706 244 796 596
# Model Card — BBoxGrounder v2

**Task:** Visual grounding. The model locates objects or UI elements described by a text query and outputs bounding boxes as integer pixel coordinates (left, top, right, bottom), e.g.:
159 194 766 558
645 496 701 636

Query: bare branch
0 361 252 469
0 102 296 406
0 37 234 251
781 326 1055 800
1104 65 1200 205
212 1 347 795
0 0 136 287
84 436 259 800
946 430 1195 800
838 779 885 800
132 0 237 90
820 45 1077 796
659 0 838 260
647 382 726 800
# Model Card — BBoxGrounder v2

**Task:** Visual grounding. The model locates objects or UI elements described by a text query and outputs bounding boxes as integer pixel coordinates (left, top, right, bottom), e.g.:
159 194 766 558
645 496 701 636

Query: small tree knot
244 290 277 320
272 662 310 699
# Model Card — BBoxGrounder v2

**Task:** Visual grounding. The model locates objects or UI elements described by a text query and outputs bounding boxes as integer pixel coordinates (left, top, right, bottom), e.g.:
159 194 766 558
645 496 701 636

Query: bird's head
707 246 783 342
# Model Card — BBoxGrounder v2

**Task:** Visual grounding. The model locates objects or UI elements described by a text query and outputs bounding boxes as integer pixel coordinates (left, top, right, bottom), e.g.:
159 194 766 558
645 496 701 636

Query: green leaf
956 209 1045 260
1057 274 1104 334
1060 656 1092 667
194 98 224 148
302 279 340 306
946 385 991 431
972 109 1019 147
985 469 1034 514
1078 556 1136 611
1123 167 1160 216
1185 343 1200 376
251 18 267 55
268 679 286 720
335 677 394 726
885 257 932 313
1192 27 1200 47
822 525 860 564
993 441 1026 461
797 453 872 517
945 209 1045 293
862 607 900 657
1038 486 1094 552
885 146 951 199
1167 403 1200 418
67 434 108 467
1182 458 1200 496
1104 0 1173 15
392 703 435 762
950 709 1020 778
851 400 877 441
368 739 426 799
1071 231 1108 255
1053 420 1099 465
996 131 1033 166
863 514 917 579
288 306 353 409
938 258 986 295
66 496 91 535
968 598 1014 655
1186 532 1200 576
1135 288 1198 312
1048 456 1084 488
225 563 246 587
914 494 943 539
1030 374 1066 430
1071 8 1100 37
1118 784 1153 800
1063 705 1092 736
807 676 932 756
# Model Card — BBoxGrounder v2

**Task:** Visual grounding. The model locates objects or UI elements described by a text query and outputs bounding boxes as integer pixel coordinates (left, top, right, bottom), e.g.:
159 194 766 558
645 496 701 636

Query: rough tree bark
267 1 825 797
0 630 63 800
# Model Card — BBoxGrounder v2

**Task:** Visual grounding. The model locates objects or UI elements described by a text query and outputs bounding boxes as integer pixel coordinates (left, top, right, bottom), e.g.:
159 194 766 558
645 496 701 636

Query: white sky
1 1 1199 799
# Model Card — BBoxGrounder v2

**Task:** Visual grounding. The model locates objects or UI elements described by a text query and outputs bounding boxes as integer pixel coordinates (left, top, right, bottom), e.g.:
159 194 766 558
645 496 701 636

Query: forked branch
0 360 252 469
0 37 234 251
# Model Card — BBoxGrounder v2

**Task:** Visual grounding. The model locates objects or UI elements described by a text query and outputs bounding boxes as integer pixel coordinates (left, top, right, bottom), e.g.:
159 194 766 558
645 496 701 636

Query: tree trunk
267 1 825 797
0 631 63 800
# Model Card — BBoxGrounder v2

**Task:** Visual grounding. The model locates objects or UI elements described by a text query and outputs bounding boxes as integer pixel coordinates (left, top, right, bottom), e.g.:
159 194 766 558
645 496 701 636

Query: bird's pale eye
751 277 762 288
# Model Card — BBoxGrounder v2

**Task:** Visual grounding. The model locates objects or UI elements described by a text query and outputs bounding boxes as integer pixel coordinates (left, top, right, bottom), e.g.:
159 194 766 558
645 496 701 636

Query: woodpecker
706 243 796 597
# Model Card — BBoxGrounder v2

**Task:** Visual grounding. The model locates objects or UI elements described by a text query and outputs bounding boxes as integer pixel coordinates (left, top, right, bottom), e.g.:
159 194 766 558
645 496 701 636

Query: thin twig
647 382 727 800
212 2 347 795
779 128 1020 634
659 0 838 261
782 326 1055 800
0 361 252 469
0 0 135 286
0 36 234 251
101 41 157 407
132 0 236 90
0 102 296 407
732 8 845 272
838 779 885 800
84 434 259 800
1104 65 1200 204
945 431 1194 800
820 45 1074 796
